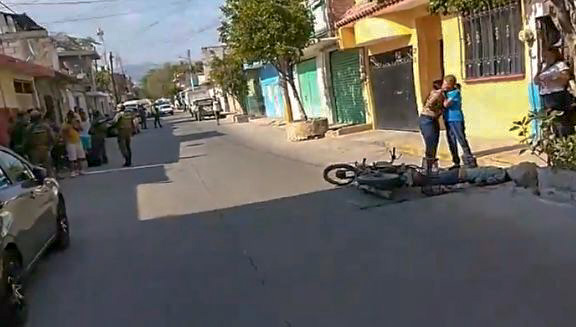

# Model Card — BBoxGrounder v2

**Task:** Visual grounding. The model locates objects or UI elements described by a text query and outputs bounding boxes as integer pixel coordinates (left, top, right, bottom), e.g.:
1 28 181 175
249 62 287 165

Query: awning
0 54 55 78
302 37 338 57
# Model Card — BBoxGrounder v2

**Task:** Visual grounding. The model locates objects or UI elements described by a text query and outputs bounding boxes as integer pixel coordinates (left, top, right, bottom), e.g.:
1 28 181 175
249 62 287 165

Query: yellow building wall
349 4 436 123
0 69 36 110
441 16 531 139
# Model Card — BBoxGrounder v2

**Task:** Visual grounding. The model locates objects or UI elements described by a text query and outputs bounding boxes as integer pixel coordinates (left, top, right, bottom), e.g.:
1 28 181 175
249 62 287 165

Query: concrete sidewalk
243 117 544 167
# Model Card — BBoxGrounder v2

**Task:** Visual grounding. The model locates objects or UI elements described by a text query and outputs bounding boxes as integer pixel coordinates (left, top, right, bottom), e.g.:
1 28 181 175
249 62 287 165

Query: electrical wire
7 0 118 5
40 0 190 24
0 0 17 13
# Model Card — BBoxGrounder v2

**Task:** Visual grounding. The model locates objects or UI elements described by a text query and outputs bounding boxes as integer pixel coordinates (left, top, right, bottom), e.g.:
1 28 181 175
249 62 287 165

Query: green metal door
245 69 265 117
297 58 323 117
330 50 366 124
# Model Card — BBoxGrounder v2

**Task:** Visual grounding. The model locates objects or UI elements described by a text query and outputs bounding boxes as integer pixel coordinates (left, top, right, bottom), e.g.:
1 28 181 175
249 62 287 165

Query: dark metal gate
370 46 419 131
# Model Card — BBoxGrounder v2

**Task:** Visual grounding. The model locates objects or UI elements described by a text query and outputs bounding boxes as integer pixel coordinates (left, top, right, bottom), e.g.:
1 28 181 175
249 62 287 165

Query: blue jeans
445 120 474 166
419 115 440 159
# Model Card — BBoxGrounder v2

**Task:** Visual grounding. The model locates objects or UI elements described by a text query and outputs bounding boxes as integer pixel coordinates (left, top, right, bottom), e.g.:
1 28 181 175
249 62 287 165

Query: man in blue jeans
442 75 477 168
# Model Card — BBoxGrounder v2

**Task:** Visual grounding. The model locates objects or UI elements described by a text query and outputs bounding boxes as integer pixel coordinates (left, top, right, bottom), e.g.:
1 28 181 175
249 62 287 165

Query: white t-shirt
80 120 91 137
538 61 570 95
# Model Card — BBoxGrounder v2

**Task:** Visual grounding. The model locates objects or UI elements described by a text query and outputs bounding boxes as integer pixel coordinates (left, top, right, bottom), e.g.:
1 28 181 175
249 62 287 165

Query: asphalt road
25 114 576 327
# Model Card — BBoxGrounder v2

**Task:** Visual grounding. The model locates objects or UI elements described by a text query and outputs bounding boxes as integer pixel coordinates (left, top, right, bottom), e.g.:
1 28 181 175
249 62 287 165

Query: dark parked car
0 148 70 325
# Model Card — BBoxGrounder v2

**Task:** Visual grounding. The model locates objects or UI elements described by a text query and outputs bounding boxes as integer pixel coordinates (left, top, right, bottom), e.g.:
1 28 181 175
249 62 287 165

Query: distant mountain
123 63 160 84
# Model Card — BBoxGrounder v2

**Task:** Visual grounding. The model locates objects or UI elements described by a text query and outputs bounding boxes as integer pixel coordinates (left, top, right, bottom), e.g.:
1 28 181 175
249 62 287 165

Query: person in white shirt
534 47 574 136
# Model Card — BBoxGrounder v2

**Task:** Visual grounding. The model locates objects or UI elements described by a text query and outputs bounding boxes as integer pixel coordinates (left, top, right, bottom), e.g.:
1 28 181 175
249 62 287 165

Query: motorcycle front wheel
323 164 358 186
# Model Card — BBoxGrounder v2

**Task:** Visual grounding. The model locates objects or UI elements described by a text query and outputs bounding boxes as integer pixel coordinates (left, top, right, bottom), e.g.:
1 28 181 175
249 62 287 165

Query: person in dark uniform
10 111 29 156
24 110 55 176
138 104 148 130
153 104 163 128
90 111 109 165
113 105 135 167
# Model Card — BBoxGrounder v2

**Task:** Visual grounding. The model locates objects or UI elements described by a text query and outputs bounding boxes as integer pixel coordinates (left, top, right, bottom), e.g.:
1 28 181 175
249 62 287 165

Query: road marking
83 163 166 175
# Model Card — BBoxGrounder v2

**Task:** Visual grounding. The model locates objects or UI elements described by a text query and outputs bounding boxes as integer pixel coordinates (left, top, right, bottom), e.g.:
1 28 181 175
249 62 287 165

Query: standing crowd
4 102 164 178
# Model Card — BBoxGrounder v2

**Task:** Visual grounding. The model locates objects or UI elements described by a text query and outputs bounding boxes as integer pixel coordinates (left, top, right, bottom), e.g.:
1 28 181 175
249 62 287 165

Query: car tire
54 197 70 250
1 251 27 326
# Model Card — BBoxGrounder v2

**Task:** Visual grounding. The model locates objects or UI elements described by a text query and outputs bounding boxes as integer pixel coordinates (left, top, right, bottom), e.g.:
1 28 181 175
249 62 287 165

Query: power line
40 0 191 25
0 0 17 13
7 0 117 5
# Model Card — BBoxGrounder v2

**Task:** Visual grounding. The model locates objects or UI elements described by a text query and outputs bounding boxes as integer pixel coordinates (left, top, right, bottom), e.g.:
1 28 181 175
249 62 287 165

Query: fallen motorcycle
323 149 510 196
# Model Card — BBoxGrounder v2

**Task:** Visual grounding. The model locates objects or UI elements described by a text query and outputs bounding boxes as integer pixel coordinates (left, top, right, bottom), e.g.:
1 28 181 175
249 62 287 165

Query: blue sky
9 0 224 65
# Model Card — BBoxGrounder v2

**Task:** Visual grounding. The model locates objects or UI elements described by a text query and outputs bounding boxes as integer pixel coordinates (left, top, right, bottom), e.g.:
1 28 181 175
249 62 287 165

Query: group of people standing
7 101 163 178
419 75 477 170
420 47 576 170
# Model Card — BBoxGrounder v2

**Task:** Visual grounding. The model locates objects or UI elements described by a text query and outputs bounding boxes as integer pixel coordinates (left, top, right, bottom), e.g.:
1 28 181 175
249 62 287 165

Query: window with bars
462 1 525 79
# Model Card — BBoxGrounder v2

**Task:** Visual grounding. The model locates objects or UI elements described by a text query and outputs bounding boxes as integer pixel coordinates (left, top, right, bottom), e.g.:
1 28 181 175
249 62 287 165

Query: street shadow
473 144 526 158
26 114 576 326
186 143 204 148
179 154 206 160
24 180 576 327
177 130 225 143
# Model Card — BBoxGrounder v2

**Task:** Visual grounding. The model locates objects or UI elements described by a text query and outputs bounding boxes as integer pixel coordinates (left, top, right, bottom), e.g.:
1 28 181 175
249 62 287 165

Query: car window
0 151 35 184
0 165 10 189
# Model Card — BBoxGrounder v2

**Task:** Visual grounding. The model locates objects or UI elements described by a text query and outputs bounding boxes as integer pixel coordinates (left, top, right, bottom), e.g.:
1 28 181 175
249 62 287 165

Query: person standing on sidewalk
153 104 163 128
138 104 148 130
534 47 574 137
61 111 86 177
79 110 92 154
24 110 55 176
442 75 477 168
213 97 222 126
419 80 444 162
89 111 109 165
113 105 135 167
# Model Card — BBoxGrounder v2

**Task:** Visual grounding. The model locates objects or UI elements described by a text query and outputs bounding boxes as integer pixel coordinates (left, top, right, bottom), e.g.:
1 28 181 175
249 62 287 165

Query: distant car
191 98 215 121
157 103 174 116
0 148 70 324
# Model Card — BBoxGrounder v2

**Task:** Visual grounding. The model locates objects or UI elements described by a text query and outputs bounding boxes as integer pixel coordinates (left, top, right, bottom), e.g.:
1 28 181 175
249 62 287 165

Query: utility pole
109 52 119 104
187 49 195 91
97 27 108 69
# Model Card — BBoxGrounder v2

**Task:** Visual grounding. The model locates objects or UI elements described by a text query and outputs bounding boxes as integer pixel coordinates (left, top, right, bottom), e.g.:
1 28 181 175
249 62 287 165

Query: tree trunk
286 76 308 121
279 73 294 122
275 59 294 123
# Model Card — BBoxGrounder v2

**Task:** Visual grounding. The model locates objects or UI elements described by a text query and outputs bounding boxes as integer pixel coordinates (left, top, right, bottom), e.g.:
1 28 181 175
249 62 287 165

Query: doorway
370 46 419 130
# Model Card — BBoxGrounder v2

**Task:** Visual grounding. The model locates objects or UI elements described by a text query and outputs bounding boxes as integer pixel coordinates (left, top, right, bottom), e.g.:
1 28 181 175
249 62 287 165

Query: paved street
25 114 576 327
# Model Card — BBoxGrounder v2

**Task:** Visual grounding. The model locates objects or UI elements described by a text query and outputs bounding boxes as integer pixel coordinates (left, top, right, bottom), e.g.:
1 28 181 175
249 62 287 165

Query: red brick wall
328 0 356 30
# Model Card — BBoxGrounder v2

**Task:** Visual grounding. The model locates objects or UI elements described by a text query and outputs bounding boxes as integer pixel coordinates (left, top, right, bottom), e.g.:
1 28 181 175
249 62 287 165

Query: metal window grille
462 1 525 79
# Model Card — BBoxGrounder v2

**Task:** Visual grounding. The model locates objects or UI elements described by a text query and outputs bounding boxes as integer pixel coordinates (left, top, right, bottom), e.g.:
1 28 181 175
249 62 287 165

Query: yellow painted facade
339 1 532 139
0 68 37 111
441 16 531 139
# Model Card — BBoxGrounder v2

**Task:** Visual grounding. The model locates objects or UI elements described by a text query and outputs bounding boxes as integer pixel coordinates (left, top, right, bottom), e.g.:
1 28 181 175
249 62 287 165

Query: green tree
220 0 314 121
210 52 248 114
95 69 112 92
429 0 507 14
140 63 181 99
